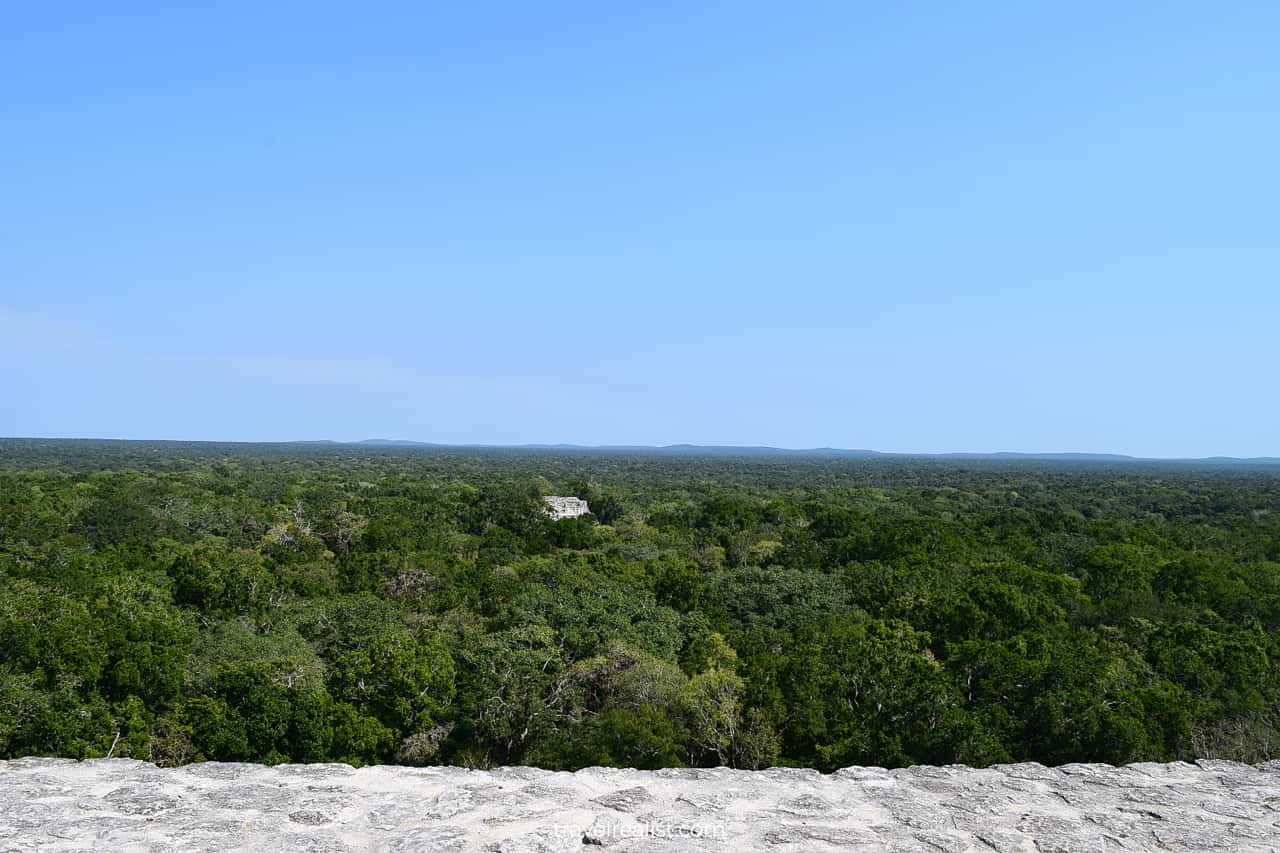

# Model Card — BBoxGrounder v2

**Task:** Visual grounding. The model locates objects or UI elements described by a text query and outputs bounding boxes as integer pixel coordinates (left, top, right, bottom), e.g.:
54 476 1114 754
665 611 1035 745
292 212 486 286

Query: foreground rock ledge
2 758 1278 852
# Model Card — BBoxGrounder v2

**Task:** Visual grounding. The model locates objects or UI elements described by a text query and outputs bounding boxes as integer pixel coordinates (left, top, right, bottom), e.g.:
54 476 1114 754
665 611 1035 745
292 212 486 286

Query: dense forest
2 439 1279 771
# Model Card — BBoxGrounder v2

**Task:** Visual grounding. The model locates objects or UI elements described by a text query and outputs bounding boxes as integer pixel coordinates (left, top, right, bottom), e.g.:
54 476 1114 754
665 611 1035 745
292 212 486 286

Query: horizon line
2 436 1278 464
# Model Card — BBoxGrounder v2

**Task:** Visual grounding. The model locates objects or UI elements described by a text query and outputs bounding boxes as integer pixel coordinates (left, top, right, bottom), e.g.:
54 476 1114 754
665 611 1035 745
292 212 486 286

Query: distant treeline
2 440 1279 769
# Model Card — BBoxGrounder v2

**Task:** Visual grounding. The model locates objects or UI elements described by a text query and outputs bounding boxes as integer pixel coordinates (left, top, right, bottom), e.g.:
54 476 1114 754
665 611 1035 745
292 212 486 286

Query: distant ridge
2 437 1276 464
357 438 443 447
340 440 1280 464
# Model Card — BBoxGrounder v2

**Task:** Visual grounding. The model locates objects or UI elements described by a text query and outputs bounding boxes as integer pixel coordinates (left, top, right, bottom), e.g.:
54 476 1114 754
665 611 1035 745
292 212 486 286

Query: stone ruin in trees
543 495 590 520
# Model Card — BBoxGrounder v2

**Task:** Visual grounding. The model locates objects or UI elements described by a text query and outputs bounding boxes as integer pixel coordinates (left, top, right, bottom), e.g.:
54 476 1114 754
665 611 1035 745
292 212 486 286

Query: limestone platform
2 757 1277 851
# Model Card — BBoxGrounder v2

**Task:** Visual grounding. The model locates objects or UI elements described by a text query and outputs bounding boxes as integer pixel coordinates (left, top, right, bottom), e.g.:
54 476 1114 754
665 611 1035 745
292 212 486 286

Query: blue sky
2 2 1277 456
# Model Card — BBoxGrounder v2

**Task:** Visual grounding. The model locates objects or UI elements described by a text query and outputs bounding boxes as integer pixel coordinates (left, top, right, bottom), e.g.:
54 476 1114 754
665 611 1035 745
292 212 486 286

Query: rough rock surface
2 758 1278 851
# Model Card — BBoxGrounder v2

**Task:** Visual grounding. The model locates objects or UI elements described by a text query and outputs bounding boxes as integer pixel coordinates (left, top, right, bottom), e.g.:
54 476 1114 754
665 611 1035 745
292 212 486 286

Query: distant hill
6 437 1273 465
935 451 1139 462
340 441 1280 464
513 443 885 457
357 438 443 447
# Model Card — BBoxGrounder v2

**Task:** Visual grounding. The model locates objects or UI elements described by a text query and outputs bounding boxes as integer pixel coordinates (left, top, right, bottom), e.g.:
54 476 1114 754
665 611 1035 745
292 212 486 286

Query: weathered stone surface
1 758 1277 851
591 787 653 813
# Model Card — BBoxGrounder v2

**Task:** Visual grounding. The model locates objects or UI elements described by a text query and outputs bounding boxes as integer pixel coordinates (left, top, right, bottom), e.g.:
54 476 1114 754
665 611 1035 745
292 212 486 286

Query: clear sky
3 2 1277 457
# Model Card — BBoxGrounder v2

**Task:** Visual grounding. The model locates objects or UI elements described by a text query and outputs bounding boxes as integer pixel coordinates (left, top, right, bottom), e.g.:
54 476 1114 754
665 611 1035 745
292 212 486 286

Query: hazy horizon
4 435 1279 462
4 3 1278 458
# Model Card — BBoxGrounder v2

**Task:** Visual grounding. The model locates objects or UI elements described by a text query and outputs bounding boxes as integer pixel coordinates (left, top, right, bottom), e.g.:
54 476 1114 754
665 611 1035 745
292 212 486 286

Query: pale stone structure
1 757 1278 851
544 495 590 520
